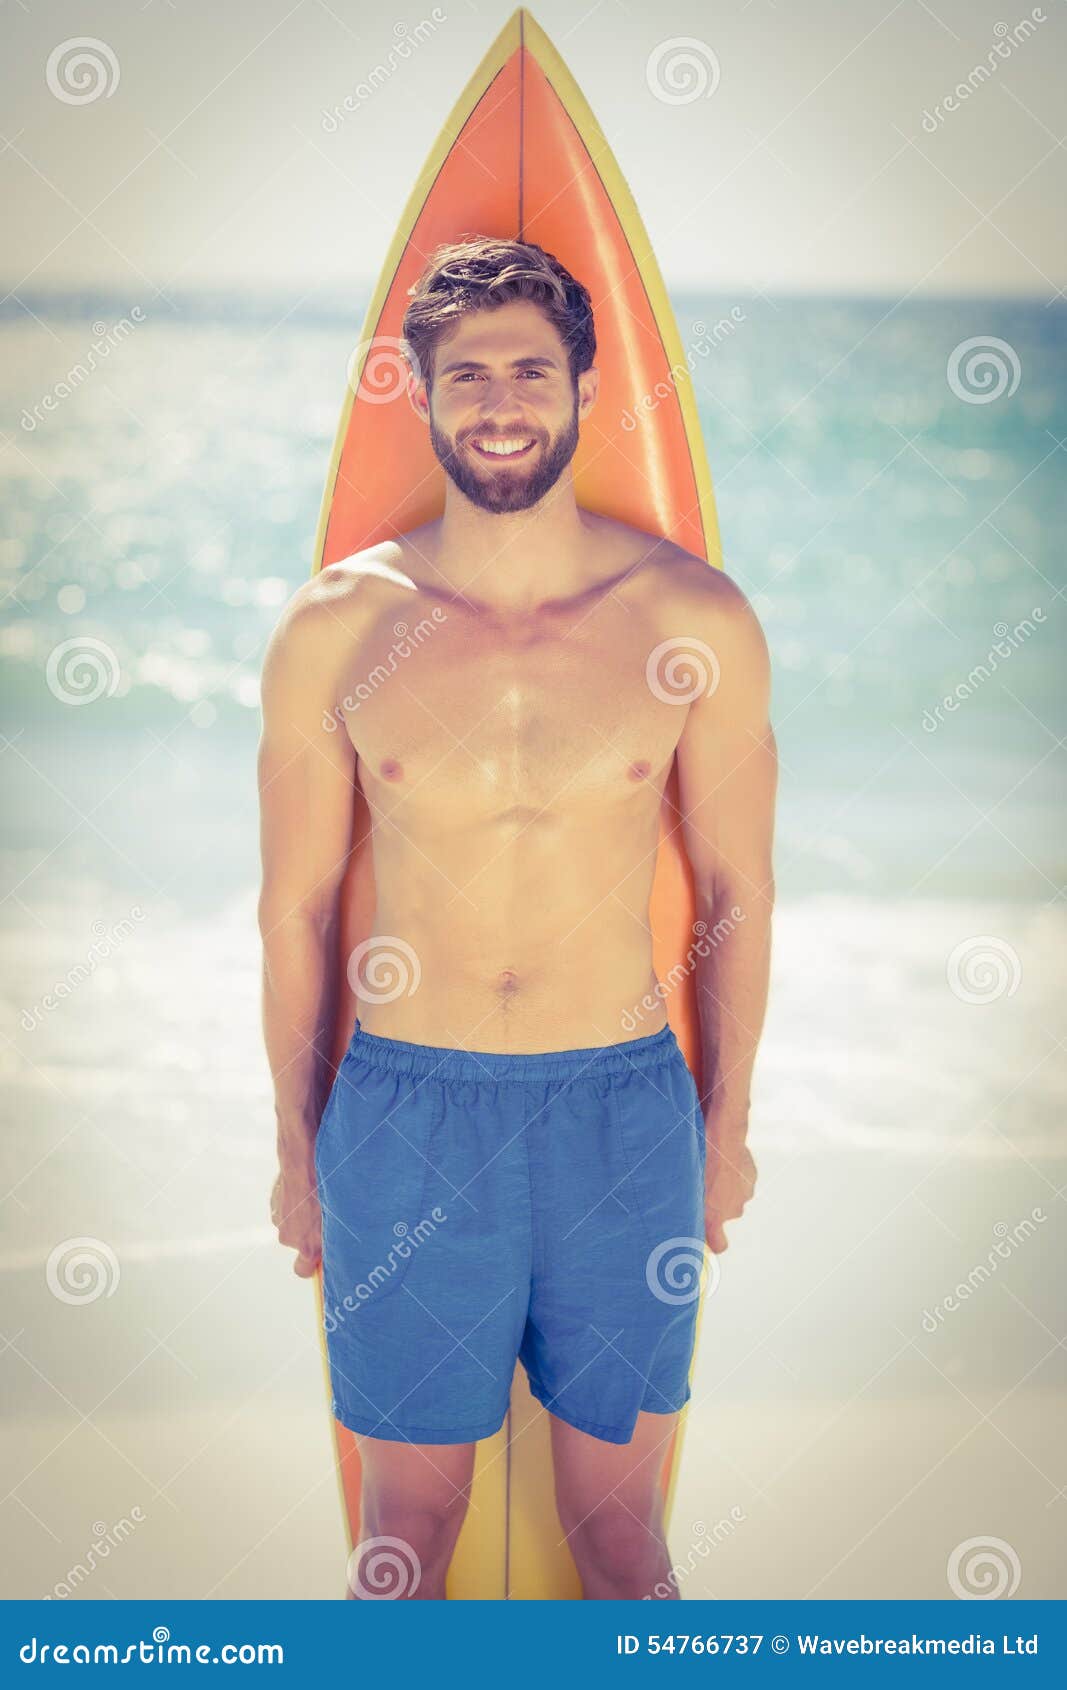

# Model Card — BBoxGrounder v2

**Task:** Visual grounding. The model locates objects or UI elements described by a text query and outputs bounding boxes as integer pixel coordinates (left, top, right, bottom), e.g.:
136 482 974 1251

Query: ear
576 364 599 421
406 364 430 425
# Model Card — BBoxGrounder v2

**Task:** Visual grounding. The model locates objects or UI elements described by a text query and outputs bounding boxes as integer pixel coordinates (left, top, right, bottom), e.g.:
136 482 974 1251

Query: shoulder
287 540 415 623
262 542 416 677
597 516 767 648
606 523 772 709
650 539 762 638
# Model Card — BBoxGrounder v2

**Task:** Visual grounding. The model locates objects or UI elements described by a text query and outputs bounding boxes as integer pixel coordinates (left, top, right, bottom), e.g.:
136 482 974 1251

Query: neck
430 471 592 611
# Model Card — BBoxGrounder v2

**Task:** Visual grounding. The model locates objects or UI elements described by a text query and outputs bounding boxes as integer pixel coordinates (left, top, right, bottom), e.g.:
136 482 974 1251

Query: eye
519 368 545 379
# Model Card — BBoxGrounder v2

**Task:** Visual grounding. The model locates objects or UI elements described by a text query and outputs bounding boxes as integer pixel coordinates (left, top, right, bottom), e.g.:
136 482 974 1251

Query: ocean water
1 292 1064 1598
2 290 1063 896
1 289 1064 1177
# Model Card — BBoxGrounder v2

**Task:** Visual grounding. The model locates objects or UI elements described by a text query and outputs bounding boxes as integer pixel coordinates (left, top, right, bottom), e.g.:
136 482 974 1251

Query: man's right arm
257 579 357 1275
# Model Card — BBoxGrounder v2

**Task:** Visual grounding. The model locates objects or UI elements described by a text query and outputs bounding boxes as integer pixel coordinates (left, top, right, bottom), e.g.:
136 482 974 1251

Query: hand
703 1137 756 1255
270 1167 322 1278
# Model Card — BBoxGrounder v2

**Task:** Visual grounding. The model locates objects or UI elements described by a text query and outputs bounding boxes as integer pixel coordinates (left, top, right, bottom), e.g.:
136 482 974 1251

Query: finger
293 1251 320 1278
707 1219 729 1254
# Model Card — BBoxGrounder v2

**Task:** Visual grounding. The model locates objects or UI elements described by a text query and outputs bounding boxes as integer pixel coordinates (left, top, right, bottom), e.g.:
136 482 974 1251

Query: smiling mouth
467 436 537 461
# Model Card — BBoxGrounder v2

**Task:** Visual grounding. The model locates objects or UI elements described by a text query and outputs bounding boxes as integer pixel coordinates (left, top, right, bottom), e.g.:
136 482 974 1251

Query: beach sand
3 893 1063 1599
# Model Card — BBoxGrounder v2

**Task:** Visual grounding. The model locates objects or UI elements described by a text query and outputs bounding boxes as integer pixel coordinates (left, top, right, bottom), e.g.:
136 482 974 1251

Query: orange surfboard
310 8 721 1599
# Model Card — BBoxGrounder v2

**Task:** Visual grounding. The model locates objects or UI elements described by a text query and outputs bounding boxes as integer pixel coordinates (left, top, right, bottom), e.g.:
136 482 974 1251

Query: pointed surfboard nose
314 8 719 576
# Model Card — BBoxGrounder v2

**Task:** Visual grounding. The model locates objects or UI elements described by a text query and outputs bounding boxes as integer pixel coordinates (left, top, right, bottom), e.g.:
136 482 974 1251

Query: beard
429 400 580 514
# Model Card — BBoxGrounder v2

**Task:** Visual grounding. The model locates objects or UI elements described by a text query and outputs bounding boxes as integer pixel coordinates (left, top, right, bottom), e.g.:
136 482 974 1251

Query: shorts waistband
348 1017 679 1085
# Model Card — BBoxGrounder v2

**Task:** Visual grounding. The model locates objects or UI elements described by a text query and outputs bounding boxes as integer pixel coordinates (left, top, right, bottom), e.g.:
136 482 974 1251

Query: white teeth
472 438 533 456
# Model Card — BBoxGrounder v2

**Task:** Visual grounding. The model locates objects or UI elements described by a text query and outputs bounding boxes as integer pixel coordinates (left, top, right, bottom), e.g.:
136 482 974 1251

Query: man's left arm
672 574 778 1251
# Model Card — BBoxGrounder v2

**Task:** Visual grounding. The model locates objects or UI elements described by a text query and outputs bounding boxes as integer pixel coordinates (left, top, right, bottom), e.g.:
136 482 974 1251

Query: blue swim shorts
315 1018 707 1446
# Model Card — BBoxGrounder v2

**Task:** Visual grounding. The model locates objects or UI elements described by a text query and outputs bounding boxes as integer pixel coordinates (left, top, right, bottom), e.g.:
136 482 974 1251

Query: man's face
411 299 597 514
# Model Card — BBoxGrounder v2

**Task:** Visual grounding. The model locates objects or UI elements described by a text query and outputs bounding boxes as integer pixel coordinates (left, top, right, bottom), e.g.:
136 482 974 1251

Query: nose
476 376 528 424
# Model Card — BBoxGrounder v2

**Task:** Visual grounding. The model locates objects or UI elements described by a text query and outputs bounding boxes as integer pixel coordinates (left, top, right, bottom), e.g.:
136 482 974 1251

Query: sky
1 0 1064 305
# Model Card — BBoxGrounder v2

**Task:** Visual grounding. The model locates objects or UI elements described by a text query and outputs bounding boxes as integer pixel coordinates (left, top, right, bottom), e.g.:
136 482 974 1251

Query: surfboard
310 7 722 1600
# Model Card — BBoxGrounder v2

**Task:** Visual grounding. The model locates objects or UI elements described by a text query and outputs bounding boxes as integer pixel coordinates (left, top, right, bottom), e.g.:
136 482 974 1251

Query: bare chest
341 601 683 817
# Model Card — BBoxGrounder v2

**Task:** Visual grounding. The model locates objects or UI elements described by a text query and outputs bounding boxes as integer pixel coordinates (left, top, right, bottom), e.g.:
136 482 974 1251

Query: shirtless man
259 239 776 1601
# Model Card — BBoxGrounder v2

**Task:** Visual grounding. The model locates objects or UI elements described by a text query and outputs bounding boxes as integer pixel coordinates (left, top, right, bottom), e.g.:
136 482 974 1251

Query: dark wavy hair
401 237 596 388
